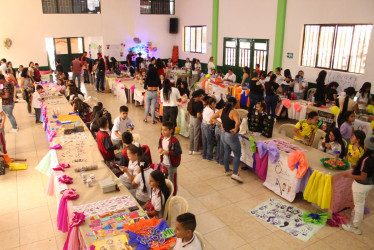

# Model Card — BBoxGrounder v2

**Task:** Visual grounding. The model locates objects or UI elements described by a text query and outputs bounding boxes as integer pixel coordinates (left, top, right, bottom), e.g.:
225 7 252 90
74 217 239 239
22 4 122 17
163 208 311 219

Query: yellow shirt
347 144 364 165
294 119 318 143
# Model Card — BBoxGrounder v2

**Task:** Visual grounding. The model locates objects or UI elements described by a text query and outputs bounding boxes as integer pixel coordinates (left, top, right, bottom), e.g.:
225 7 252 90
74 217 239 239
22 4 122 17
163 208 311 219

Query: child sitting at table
96 117 120 168
319 128 345 157
116 131 141 166
346 130 366 166
342 136 374 235
132 155 153 205
111 105 133 148
142 170 170 218
248 102 266 132
339 111 355 143
174 213 202 250
293 111 319 146
118 144 142 189
72 98 91 121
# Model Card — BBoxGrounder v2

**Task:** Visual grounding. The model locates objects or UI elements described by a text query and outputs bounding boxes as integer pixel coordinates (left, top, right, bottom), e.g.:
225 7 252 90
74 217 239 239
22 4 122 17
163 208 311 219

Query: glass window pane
57 0 73 13
316 26 335 68
240 41 251 49
196 27 202 53
191 28 196 52
349 24 373 74
225 41 236 48
333 26 354 71
42 0 58 13
202 27 207 53
301 25 320 67
87 0 100 13
55 38 68 55
254 43 266 50
70 38 83 54
184 27 191 52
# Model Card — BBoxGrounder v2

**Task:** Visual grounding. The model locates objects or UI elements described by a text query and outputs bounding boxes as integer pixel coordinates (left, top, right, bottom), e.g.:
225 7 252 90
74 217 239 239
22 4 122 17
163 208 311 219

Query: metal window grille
41 0 100 14
140 0 175 14
184 26 207 54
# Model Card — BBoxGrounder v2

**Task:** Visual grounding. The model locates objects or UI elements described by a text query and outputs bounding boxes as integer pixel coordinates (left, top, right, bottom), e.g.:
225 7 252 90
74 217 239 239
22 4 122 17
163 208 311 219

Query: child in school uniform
118 144 142 189
132 155 153 205
342 136 374 235
201 98 217 161
319 128 345 158
143 170 170 219
111 105 133 147
346 130 366 166
117 132 140 167
293 111 319 146
174 213 202 250
0 105 7 154
96 117 119 167
32 85 44 124
158 121 182 187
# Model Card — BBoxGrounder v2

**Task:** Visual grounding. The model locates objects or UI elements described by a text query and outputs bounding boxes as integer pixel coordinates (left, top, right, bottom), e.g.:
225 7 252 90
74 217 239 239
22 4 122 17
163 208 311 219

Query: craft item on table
87 179 92 187
302 212 331 225
74 165 98 172
63 212 85 250
61 132 88 143
256 141 279 163
125 217 176 249
303 170 332 209
100 178 118 193
287 150 309 178
162 228 175 239
294 102 302 112
48 131 57 142
50 144 62 150
36 149 59 176
261 115 275 138
283 98 292 109
320 157 350 170
249 198 325 242
90 174 95 180
263 138 307 154
57 189 80 233
9 163 28 170
73 195 137 218
58 174 73 184
92 235 129 250
326 212 348 227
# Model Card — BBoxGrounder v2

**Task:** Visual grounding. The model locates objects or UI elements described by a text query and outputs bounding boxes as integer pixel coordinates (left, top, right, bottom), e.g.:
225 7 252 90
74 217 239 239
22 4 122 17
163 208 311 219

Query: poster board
327 71 357 93
263 154 298 202
317 110 335 131
105 44 125 61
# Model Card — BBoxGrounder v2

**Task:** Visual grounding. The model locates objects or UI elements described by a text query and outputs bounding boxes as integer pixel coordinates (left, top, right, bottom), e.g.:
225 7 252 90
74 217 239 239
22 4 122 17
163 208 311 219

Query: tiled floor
1 83 374 250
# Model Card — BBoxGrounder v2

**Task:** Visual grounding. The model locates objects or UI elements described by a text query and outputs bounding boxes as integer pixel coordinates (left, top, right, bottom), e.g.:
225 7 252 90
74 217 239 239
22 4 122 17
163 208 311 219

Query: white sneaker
192 151 202 155
188 151 193 155
231 174 243 183
28 114 35 117
342 224 361 235
8 128 19 133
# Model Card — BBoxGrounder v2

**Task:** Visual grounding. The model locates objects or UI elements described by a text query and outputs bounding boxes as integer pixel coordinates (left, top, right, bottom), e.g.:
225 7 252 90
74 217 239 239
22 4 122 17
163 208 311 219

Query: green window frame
41 0 101 14
223 37 269 73
140 0 175 15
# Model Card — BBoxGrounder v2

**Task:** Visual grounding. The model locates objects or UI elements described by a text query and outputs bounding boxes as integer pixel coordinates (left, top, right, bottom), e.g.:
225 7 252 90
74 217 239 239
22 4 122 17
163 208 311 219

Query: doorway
53 37 84 72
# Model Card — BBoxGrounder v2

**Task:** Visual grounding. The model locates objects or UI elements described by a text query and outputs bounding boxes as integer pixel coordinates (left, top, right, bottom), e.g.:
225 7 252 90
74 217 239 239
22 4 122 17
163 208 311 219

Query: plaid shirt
2 82 14 105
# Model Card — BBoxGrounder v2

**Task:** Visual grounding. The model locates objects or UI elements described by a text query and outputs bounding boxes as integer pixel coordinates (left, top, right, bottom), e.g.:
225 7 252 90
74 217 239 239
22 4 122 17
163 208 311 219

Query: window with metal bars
140 0 175 14
223 37 269 73
184 26 207 54
42 0 100 14
301 24 372 74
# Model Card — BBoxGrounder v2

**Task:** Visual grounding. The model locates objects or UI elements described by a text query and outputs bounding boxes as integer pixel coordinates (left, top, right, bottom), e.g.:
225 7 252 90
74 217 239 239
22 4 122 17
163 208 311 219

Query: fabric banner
235 134 255 169
176 108 189 138
263 154 298 202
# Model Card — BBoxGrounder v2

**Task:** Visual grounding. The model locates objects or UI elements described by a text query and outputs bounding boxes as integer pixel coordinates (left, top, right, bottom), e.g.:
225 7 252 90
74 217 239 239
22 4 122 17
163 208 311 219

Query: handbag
261 115 275 138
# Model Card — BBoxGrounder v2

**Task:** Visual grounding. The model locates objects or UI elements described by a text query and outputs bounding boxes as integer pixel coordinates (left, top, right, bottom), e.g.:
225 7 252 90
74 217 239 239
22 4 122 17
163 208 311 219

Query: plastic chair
311 129 326 149
194 231 206 250
162 179 174 222
307 88 316 101
164 196 189 226
278 123 296 139
235 109 249 120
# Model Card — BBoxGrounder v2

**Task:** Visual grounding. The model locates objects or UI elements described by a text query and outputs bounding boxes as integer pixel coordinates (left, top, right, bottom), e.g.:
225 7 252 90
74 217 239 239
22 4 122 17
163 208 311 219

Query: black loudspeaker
169 18 178 34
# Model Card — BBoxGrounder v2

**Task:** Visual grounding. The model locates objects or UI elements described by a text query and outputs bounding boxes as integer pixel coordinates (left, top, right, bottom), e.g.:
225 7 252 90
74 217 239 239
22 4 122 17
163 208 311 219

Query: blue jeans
222 132 241 175
249 93 264 113
144 90 158 120
265 95 278 118
201 123 213 160
3 103 18 129
72 74 81 89
96 74 104 91
215 125 224 164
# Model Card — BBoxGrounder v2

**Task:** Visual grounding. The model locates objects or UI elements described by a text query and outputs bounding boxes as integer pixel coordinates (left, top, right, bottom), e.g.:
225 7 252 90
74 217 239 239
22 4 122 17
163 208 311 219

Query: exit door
54 37 85 73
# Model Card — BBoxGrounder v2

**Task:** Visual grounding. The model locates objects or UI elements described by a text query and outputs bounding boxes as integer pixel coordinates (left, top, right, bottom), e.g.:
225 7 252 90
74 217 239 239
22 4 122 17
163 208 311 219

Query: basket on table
320 158 350 170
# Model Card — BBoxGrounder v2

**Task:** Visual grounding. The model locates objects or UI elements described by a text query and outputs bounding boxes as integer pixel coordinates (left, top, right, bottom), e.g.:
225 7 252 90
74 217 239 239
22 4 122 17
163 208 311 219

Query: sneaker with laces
342 224 361 235
231 174 243 183
188 151 193 155
192 151 202 155
8 128 19 133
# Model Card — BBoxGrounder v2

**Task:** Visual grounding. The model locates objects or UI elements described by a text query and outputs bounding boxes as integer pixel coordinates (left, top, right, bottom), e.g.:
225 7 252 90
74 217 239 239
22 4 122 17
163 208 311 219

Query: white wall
282 0 374 90
0 0 174 67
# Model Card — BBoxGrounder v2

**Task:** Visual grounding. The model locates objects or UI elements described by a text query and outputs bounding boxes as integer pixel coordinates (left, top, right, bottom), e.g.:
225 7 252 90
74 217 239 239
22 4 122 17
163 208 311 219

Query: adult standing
71 56 82 89
160 79 181 131
0 59 7 75
20 68 34 115
314 70 327 105
126 51 134 67
55 59 64 79
81 51 89 83
240 66 250 88
207 57 215 74
210 97 242 182
28 61 35 82
248 71 264 113
338 87 359 126
264 74 280 117
156 58 165 76
96 58 105 92
0 74 18 132
144 64 161 124
136 53 143 71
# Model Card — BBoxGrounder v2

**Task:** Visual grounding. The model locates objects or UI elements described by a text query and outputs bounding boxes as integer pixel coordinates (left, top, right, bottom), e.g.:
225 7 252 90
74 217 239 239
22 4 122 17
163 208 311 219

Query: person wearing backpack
158 121 182 191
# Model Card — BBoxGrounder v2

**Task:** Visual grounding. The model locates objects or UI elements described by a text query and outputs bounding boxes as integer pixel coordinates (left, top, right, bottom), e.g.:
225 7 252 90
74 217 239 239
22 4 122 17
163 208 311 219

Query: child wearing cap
342 136 374 235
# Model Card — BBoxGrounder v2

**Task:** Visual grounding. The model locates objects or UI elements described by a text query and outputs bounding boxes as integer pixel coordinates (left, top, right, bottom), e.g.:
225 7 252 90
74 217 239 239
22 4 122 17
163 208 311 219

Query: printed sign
317 110 335 131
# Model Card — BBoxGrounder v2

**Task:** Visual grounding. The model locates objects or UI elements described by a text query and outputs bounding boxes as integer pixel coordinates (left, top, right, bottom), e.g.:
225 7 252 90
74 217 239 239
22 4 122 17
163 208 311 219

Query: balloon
371 120 374 129
153 47 157 52
331 106 340 116
294 102 301 112
205 74 211 79
283 99 291 109
149 46 153 51
366 104 374 114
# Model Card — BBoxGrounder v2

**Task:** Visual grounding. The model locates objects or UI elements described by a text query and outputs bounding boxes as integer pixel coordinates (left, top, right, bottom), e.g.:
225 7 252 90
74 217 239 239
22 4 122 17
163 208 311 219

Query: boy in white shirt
185 58 192 72
223 69 236 82
174 213 202 250
293 74 307 100
111 105 133 147
207 57 215 74
32 85 44 124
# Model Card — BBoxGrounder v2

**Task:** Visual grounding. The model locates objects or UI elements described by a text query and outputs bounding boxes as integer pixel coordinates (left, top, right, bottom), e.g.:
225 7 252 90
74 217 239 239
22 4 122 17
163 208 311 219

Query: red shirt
71 60 82 74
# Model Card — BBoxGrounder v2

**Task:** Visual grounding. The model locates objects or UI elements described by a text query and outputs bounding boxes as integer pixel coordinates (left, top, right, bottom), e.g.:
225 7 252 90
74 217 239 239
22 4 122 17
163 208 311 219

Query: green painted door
54 37 85 72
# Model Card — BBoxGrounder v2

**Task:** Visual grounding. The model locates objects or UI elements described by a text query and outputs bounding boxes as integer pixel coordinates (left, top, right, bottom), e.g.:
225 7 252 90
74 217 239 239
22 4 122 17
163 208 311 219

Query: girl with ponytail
132 155 153 205
143 170 170 218
338 87 359 126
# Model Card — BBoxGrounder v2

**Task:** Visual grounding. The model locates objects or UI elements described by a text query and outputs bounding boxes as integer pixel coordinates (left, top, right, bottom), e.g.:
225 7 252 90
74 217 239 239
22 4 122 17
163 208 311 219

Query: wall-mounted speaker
169 18 178 34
